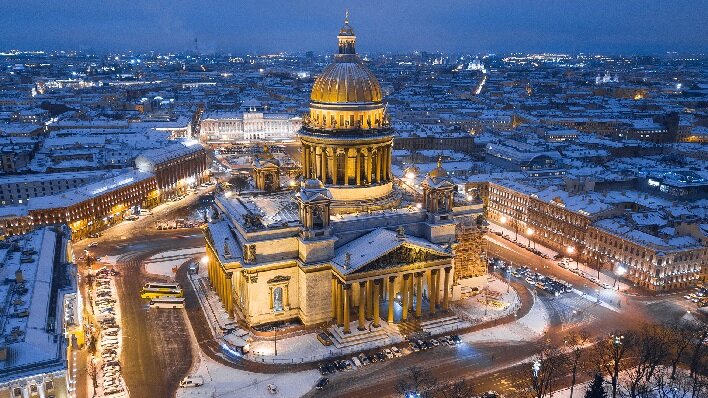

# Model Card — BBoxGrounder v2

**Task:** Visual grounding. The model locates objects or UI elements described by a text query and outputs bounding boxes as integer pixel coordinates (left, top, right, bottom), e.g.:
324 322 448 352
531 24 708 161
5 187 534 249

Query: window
272 287 283 312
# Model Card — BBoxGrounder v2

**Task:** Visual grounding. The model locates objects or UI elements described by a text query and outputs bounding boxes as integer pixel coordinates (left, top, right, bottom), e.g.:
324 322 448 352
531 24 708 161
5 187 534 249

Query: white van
179 376 204 388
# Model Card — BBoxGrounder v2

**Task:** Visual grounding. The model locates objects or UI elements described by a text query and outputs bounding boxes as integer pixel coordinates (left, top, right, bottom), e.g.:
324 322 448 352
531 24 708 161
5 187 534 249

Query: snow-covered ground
453 275 521 324
176 352 320 398
461 290 549 343
143 247 205 277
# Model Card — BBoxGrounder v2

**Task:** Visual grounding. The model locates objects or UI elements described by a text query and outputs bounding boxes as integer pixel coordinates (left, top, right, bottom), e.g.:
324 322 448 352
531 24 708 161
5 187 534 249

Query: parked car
391 346 403 357
315 377 329 390
384 348 394 359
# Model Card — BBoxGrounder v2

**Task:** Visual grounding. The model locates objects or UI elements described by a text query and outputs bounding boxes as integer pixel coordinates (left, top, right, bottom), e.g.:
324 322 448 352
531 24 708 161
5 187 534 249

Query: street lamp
614 264 626 288
526 228 535 250
567 246 578 270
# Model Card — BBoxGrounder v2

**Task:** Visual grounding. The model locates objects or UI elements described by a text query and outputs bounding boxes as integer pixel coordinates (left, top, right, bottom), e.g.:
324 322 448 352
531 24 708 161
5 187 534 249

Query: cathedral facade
203 15 483 334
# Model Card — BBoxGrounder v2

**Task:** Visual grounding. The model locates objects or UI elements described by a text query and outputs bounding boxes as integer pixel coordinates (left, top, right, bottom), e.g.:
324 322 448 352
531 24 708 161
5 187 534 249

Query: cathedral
203 14 483 336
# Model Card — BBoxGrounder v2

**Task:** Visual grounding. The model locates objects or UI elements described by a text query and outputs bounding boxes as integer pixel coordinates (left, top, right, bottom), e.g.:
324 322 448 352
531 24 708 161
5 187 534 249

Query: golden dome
310 61 382 104
310 11 382 105
428 158 449 178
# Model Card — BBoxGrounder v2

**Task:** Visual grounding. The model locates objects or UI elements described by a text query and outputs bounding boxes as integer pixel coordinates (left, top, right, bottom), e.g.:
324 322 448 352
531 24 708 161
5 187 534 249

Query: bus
149 297 185 309
140 288 184 299
143 282 181 292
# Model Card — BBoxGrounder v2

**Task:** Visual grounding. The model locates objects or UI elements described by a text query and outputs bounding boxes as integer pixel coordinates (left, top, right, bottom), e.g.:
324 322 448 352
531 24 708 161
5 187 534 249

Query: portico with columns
329 227 454 334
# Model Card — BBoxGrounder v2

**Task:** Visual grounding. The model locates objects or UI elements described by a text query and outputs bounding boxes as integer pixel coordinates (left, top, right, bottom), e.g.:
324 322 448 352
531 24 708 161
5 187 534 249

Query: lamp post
567 246 577 270
532 360 542 398
610 334 624 398
527 228 535 250
271 325 278 357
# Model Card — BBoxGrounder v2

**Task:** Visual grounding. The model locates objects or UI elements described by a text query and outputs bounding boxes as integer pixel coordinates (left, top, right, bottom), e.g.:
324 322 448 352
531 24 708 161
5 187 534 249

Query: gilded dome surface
310 61 382 104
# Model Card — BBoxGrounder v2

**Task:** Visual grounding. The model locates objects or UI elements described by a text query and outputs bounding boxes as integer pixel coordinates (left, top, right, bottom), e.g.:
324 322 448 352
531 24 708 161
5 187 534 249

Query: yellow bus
143 282 181 292
140 288 184 299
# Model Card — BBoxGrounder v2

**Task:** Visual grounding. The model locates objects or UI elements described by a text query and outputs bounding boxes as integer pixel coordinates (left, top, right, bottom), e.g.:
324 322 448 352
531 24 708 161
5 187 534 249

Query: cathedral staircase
328 319 402 351
419 315 469 335
396 319 423 339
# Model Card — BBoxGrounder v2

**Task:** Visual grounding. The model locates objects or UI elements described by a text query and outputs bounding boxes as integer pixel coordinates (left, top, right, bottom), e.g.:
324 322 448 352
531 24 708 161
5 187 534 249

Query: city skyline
1 1 707 54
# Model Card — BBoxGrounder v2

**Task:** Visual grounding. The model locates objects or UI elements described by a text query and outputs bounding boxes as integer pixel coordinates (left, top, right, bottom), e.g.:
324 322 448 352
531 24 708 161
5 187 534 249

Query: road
301 232 701 397
75 194 207 398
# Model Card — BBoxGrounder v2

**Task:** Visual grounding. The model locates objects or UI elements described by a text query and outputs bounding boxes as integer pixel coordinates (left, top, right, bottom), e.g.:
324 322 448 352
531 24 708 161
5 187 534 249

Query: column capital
342 283 351 290
403 273 411 280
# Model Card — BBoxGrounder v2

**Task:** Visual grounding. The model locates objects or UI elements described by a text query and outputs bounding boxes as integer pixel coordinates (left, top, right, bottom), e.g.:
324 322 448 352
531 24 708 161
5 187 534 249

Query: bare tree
436 378 475 398
395 365 439 398
688 324 708 398
653 369 695 398
527 342 568 398
593 331 635 398
87 359 98 391
565 330 590 398
228 175 249 194
664 321 700 379
620 324 670 398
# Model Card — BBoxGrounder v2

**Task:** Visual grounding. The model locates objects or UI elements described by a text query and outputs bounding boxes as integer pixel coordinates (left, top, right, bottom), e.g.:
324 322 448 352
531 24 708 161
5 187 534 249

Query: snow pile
461 292 549 343
144 247 204 277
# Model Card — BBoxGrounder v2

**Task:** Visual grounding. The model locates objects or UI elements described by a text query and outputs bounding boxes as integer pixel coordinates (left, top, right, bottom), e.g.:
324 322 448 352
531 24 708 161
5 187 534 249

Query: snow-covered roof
26 169 154 210
331 228 450 275
135 140 204 169
0 228 72 381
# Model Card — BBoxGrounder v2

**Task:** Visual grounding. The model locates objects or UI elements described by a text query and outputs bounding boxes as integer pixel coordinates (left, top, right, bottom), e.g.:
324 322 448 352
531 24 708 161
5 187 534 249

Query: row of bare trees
395 365 475 398
527 320 707 398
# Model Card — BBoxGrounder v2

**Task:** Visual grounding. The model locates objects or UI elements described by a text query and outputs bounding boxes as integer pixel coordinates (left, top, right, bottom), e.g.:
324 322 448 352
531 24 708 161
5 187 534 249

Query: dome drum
298 12 397 214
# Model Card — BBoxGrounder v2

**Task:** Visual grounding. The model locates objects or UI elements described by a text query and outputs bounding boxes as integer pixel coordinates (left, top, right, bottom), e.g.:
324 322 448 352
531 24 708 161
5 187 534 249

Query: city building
199 110 301 144
0 227 79 398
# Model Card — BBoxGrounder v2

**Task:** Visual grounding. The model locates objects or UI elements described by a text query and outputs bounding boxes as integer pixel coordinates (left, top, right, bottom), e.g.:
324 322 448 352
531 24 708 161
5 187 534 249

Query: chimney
223 238 231 258
343 252 351 269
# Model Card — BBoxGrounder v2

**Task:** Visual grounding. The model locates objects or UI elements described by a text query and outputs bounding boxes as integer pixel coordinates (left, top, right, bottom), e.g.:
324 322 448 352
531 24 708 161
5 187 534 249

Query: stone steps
420 315 468 335
328 319 400 350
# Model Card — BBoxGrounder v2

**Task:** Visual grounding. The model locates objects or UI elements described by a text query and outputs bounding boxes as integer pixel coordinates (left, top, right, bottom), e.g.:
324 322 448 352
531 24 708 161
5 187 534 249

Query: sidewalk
487 222 632 293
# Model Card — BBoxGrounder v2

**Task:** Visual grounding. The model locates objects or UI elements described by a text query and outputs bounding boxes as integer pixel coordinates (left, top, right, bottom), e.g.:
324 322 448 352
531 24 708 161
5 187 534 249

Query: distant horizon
1 1 706 55
1 48 706 58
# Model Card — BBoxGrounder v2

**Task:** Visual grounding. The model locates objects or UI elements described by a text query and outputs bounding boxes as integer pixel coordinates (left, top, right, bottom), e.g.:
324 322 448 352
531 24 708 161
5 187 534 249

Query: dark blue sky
1 1 706 54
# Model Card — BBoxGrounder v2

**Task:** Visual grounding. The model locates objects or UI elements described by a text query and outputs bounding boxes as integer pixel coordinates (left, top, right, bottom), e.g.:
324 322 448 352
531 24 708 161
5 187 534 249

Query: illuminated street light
526 228 536 250
201 255 209 264
567 246 578 270
500 215 507 224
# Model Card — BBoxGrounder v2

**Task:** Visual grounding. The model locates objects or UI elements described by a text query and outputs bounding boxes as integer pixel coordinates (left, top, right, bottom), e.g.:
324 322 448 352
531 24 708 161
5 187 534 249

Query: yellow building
203 14 484 339
300 12 398 214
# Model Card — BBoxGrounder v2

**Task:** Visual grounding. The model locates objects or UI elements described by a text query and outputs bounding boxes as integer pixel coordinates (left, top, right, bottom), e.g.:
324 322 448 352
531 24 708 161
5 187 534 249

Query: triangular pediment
349 243 450 275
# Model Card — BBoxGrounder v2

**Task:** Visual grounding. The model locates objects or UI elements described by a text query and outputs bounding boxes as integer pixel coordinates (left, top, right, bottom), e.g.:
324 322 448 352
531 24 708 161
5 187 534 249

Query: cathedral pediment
332 228 451 276
349 244 450 275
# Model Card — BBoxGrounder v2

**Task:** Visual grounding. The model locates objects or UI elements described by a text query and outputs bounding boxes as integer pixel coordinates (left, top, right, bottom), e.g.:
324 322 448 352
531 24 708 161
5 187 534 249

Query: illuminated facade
200 111 302 144
299 13 398 213
485 181 706 291
0 141 209 239
203 15 484 339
